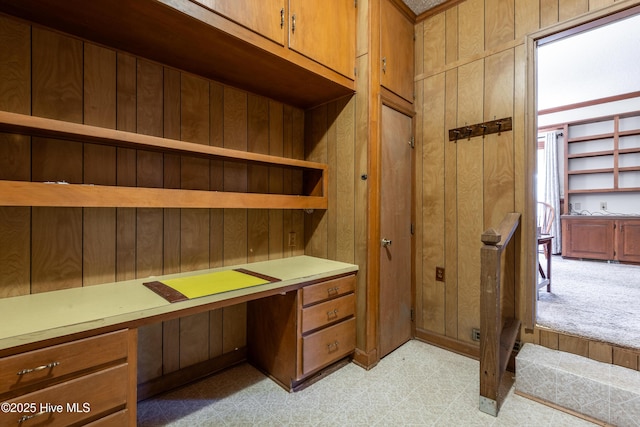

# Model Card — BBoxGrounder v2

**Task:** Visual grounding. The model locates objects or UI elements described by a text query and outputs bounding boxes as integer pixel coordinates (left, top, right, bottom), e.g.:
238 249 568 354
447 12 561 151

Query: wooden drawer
0 330 128 397
301 274 355 306
301 293 355 333
302 317 355 375
84 409 129 426
1 363 128 426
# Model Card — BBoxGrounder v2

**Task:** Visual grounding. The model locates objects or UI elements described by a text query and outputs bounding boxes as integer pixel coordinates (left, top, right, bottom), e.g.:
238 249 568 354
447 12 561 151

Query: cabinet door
617 220 640 263
288 0 356 78
195 0 286 45
562 218 615 260
380 0 414 102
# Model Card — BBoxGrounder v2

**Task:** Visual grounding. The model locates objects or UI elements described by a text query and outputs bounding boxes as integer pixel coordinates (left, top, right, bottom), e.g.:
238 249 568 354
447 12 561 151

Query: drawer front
84 409 129 426
302 274 356 306
302 317 355 376
0 330 128 397
1 363 128 427
301 293 355 333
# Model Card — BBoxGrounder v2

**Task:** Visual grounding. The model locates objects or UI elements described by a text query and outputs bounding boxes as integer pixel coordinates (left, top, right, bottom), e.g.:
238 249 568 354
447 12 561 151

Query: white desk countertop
0 256 358 351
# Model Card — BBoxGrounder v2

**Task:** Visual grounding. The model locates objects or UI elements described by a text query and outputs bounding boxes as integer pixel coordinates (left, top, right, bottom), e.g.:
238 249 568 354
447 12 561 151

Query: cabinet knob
291 14 296 33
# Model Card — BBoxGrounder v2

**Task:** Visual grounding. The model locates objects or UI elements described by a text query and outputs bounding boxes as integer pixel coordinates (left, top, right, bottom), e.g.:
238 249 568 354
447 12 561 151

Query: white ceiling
402 0 447 15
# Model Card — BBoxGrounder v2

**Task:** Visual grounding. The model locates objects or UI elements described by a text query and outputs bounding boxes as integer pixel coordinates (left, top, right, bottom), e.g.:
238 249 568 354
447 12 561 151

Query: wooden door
288 0 356 78
617 219 640 263
196 0 286 45
379 105 412 358
380 0 414 103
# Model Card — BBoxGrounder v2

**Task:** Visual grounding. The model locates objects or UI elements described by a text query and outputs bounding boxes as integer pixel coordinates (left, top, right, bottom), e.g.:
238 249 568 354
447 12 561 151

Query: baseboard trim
415 329 480 360
352 347 378 370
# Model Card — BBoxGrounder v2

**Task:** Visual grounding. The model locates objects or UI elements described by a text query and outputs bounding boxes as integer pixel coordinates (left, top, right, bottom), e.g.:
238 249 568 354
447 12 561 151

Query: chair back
537 201 555 235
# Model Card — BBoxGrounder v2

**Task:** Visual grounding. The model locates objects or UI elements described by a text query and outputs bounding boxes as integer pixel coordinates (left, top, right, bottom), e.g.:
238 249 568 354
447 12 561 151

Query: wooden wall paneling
421 73 447 335
538 329 559 349
458 0 485 59
116 52 137 282
485 0 515 50
589 0 616 11
422 11 446 77
268 100 285 259
326 102 338 262
444 69 459 338
31 28 83 295
455 59 484 343
335 96 356 263
247 94 270 263
559 0 589 21
208 82 225 360
540 0 560 27
445 7 459 64
162 67 182 375
179 72 212 369
222 86 248 354
515 0 540 38
83 43 117 287
135 59 164 384
558 334 589 357
483 51 516 319
588 341 613 364
613 347 639 370
0 16 30 298
290 107 305 258
304 104 328 258
414 71 425 332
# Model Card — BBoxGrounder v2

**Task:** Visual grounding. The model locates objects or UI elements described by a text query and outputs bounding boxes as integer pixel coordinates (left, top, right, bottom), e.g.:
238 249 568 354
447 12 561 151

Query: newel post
479 228 502 416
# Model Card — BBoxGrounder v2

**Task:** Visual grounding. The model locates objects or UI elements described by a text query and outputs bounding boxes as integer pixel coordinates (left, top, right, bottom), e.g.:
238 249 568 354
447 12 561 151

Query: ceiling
402 0 448 15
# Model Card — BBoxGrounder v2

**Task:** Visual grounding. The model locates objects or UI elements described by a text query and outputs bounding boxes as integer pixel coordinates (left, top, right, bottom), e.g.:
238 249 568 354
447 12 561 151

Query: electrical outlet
600 201 607 210
288 231 296 247
472 328 480 341
574 202 581 211
435 266 445 282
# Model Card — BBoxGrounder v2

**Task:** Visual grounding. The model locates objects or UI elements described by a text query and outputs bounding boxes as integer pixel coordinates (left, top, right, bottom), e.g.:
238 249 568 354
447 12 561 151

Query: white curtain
544 131 562 254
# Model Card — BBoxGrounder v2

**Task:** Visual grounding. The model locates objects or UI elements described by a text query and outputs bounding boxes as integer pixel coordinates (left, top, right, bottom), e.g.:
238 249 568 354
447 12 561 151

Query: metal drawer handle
17 361 60 376
327 309 338 319
327 286 339 295
18 410 48 424
327 340 339 352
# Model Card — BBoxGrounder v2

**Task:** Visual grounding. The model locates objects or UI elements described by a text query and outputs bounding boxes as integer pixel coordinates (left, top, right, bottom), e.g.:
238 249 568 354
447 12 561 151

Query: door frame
524 0 640 329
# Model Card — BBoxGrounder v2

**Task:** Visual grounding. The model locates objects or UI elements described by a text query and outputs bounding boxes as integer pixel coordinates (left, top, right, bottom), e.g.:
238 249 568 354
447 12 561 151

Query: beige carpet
536 255 640 349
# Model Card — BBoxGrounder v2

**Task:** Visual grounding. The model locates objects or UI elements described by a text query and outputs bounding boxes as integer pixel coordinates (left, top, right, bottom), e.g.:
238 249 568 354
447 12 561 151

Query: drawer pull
327 309 339 319
327 286 339 296
327 340 339 352
17 361 60 376
18 410 48 424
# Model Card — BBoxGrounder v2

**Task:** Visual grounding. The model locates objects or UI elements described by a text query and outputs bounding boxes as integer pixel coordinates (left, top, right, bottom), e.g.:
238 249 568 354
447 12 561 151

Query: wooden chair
537 201 555 296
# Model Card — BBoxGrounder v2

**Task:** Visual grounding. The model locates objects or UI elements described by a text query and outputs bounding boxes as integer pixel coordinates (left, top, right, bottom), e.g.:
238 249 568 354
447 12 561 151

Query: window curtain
544 131 562 254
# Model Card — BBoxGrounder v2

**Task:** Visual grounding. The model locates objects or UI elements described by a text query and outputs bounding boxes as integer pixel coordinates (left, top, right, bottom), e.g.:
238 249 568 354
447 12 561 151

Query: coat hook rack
449 117 512 142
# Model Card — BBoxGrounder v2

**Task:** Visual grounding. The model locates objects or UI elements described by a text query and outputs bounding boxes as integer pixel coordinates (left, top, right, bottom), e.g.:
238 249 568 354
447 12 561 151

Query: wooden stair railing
479 212 521 416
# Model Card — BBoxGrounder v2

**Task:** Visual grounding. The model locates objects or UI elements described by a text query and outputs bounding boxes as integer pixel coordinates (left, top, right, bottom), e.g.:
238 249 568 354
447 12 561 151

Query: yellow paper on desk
162 270 269 299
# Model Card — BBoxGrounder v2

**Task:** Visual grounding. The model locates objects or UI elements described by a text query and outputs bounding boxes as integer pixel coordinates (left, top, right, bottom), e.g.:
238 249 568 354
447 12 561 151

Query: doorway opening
534 8 640 349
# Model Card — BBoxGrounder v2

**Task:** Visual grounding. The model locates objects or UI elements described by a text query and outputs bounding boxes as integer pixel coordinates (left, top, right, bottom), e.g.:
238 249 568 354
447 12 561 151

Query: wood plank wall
0 15 350 388
413 0 640 369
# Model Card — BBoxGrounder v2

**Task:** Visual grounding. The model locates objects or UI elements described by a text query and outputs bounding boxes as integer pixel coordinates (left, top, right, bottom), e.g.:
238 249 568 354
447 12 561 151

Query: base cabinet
0 330 135 426
562 216 640 263
247 274 356 391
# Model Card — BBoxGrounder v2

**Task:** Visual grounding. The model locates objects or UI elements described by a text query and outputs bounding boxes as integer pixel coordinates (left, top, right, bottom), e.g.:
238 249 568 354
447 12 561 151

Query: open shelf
0 111 328 209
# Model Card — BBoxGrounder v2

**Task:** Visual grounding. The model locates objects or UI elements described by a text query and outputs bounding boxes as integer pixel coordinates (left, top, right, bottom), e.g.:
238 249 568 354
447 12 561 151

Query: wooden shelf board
568 187 640 194
567 150 614 159
0 181 328 209
567 168 613 175
0 111 326 172
567 132 614 143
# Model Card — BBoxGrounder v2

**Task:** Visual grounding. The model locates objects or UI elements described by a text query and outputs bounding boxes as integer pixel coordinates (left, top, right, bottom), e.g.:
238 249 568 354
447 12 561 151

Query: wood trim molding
538 91 640 116
415 329 480 360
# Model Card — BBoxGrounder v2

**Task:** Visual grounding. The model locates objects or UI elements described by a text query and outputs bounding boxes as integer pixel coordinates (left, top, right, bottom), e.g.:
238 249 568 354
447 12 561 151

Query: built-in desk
0 256 358 426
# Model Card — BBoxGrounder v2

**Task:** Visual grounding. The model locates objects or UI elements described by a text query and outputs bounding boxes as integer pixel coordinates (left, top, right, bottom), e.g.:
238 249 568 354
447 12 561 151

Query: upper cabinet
0 0 356 109
194 0 286 45
288 0 356 79
380 0 414 103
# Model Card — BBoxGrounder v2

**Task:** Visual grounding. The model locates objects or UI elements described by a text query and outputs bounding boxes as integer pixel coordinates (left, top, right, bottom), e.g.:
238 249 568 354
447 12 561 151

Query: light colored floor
137 339 596 426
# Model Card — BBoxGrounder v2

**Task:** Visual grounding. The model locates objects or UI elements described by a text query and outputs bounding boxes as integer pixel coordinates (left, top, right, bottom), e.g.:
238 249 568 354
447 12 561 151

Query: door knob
381 238 392 247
